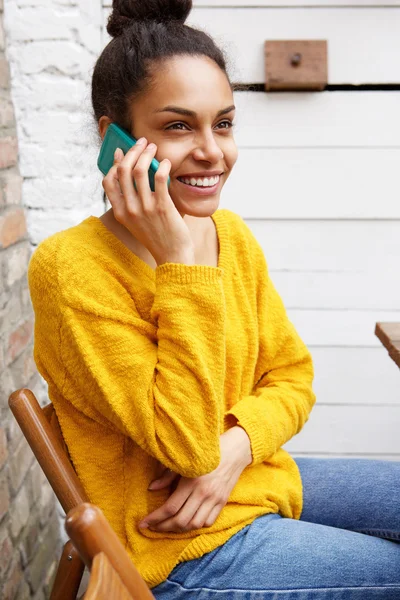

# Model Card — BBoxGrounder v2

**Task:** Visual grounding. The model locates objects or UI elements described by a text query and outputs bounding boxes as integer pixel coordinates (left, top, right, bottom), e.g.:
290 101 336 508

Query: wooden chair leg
50 540 85 600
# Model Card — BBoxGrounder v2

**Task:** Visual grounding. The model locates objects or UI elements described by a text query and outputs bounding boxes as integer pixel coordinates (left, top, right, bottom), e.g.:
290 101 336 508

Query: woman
28 0 400 597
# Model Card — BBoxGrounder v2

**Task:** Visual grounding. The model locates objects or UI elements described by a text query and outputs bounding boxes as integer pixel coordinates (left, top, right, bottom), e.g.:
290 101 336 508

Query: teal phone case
97 122 170 192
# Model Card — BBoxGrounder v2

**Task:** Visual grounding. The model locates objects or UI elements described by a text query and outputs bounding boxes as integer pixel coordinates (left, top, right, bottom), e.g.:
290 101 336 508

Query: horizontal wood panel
102 7 400 82
245 220 400 271
270 270 400 311
311 347 400 405
186 8 400 83
220 148 400 218
284 404 400 454
287 309 400 346
230 92 400 147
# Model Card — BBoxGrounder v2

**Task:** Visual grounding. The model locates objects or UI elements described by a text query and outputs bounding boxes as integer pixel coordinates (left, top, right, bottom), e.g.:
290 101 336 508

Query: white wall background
5 0 400 459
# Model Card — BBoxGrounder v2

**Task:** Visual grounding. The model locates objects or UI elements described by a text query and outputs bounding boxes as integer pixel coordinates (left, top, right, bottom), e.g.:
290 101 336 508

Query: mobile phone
97 122 170 192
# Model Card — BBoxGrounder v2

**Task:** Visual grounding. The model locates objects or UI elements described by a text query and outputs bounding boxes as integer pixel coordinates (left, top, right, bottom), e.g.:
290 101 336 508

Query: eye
165 122 189 131
216 120 234 130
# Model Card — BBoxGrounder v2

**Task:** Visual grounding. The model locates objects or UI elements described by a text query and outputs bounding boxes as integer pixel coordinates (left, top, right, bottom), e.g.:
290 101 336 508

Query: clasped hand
138 426 252 533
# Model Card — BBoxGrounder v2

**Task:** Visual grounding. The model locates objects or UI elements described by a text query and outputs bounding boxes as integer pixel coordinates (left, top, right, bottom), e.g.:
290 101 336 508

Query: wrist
156 247 195 266
223 425 253 468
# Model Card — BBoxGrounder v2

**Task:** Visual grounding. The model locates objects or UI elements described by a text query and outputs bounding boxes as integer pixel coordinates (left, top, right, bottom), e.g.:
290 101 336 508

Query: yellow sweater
28 208 315 588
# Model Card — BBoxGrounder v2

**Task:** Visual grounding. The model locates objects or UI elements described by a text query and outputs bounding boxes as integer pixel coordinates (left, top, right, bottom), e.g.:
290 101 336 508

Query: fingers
182 499 220 531
139 482 191 529
101 147 131 218
102 138 146 212
102 139 171 221
140 477 225 533
203 503 223 528
102 148 123 200
152 494 211 533
153 158 172 205
148 468 178 490
120 141 157 210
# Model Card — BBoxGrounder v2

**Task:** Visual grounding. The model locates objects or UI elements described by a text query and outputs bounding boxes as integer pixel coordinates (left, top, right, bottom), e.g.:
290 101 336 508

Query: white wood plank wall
103 1 400 459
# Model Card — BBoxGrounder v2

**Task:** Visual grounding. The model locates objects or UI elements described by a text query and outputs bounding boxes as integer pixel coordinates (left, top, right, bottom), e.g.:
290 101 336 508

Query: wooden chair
8 388 89 599
65 503 155 599
85 553 133 600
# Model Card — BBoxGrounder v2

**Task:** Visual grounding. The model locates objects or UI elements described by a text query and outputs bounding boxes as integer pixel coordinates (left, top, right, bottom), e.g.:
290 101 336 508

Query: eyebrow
154 105 236 118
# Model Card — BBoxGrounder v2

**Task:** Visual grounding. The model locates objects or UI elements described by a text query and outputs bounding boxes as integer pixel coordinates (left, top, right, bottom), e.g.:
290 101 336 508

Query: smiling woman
27 0 400 598
98 55 238 225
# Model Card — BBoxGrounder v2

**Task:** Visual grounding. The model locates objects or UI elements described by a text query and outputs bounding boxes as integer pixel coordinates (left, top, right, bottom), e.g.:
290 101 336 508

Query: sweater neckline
86 209 230 279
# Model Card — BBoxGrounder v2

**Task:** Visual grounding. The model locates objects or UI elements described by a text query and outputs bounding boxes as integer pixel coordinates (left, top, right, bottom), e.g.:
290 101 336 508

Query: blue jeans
151 458 400 599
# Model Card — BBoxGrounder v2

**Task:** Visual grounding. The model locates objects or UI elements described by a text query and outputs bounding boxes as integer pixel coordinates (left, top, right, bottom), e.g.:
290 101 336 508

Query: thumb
148 469 177 491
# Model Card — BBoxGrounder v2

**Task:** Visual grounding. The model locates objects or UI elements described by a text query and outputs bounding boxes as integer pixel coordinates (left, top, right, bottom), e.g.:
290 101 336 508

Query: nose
192 130 224 163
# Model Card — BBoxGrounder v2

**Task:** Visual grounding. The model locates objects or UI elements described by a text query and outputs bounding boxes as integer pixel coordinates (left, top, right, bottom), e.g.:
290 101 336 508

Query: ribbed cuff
155 263 223 285
224 401 271 466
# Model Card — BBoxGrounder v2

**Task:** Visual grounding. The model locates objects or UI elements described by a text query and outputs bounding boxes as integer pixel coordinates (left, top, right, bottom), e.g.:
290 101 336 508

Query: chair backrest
85 553 133 600
65 503 155 600
8 388 89 513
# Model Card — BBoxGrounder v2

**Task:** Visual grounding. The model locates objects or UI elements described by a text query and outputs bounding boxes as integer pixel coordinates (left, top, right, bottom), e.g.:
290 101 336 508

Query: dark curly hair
91 0 231 133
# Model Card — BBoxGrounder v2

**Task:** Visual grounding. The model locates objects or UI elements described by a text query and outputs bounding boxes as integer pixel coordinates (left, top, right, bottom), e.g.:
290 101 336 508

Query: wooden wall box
264 40 328 91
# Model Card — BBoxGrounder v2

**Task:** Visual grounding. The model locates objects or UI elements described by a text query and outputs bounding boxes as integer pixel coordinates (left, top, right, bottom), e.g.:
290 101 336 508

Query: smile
177 175 220 188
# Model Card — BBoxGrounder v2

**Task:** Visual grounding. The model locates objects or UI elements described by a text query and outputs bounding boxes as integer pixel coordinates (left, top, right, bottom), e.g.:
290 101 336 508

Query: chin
170 185 221 218
175 197 220 218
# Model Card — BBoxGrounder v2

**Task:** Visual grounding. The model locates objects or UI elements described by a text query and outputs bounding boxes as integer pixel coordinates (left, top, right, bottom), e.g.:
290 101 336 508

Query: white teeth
180 175 220 187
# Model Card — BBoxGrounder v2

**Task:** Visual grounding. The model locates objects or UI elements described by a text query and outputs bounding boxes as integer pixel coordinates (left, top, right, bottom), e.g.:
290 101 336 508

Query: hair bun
107 0 192 37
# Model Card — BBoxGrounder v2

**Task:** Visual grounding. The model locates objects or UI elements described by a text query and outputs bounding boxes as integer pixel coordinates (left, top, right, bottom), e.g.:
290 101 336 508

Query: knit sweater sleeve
224 229 316 465
29 239 226 479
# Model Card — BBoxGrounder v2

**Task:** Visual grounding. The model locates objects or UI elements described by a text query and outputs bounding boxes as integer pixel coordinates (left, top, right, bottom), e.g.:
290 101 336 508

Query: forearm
225 364 315 466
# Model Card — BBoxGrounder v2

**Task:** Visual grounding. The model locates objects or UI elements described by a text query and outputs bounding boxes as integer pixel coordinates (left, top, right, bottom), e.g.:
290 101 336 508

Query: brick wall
0 0 106 596
3 0 105 247
0 0 62 597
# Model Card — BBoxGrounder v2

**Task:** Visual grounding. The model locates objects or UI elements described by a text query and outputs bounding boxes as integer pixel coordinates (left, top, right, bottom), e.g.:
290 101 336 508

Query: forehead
134 55 233 117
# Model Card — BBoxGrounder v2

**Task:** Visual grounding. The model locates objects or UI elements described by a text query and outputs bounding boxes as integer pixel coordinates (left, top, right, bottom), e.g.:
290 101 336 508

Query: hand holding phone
101 130 195 267
98 123 170 192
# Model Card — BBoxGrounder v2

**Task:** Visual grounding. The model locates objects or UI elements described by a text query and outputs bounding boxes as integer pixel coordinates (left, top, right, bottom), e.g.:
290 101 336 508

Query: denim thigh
295 457 400 541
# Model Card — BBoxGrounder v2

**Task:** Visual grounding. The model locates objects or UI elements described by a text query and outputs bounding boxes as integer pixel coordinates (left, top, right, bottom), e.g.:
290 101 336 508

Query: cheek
155 143 186 174
224 140 239 171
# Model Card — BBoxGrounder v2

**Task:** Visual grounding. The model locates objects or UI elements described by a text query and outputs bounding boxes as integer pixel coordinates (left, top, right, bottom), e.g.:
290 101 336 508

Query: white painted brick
7 41 95 78
18 111 88 144
4 0 104 246
74 22 102 55
27 203 104 246
19 142 99 178
12 75 87 111
23 176 103 210
78 0 102 26
16 0 65 6
5 5 78 42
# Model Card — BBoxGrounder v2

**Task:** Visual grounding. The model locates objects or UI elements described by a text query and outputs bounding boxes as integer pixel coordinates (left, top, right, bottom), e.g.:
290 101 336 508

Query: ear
99 115 113 141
